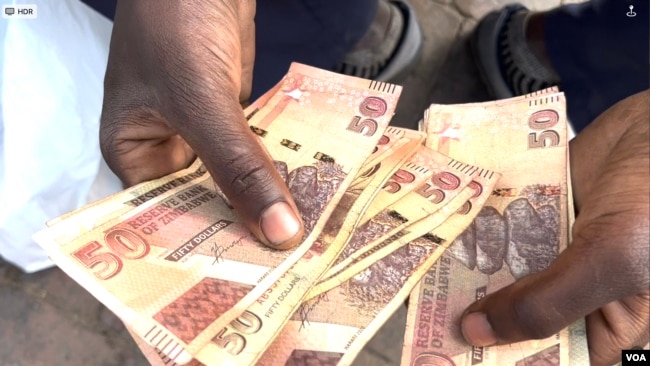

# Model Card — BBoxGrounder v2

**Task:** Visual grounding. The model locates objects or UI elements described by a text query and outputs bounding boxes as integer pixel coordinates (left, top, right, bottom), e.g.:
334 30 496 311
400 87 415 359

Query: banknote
45 159 207 231
257 168 498 366
402 92 583 365
34 63 401 364
48 123 413 240
350 128 425 194
123 135 420 366
126 323 205 366
194 119 418 365
309 155 480 297
124 114 423 365
357 126 411 174
327 149 475 276
358 144 444 226
120 129 422 366
122 134 420 364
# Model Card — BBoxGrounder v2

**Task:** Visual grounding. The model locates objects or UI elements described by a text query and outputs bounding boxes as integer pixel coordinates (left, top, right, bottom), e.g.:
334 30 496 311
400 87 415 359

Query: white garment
0 0 120 272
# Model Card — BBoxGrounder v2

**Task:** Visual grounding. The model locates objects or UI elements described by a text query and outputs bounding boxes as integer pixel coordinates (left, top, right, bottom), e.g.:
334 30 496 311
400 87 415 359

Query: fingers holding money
459 241 647 342
461 229 649 365
461 91 650 366
100 0 304 249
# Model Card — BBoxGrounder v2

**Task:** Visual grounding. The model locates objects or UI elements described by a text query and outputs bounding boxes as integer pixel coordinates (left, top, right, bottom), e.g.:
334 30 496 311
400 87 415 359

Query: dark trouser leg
544 0 649 132
80 0 116 20
79 0 378 99
253 0 378 98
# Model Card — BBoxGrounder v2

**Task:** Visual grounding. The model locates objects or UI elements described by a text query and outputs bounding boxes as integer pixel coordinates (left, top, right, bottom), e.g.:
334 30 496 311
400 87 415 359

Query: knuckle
224 154 278 199
98 115 121 162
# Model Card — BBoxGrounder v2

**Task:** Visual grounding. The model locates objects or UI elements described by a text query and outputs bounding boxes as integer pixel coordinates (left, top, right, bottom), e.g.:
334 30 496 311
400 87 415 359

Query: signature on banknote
297 293 330 331
211 235 247 264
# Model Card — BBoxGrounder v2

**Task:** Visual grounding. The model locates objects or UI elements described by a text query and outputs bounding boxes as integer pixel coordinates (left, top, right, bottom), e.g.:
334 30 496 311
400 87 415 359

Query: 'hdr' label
3 5 37 19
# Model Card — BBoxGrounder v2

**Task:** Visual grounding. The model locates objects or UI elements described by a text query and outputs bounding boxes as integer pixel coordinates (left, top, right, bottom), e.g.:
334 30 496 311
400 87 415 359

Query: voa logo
622 349 649 365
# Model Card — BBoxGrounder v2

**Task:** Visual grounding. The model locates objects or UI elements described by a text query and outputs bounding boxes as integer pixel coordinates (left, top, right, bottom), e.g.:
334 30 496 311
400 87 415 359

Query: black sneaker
471 3 561 99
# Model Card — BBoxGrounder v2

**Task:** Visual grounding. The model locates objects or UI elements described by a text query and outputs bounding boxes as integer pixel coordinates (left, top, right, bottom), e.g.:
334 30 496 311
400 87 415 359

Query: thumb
459 237 636 346
175 97 304 250
102 0 302 249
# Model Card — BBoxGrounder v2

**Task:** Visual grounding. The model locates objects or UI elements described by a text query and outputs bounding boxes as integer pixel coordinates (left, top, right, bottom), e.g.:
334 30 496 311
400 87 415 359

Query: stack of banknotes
34 63 589 365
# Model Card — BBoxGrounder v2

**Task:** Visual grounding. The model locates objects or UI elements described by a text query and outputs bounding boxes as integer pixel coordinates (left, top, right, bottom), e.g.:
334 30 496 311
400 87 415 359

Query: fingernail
260 201 302 247
461 312 497 347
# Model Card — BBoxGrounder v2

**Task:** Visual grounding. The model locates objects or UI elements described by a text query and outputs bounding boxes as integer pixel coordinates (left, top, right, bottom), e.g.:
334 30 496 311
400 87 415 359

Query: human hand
460 90 650 365
99 0 303 249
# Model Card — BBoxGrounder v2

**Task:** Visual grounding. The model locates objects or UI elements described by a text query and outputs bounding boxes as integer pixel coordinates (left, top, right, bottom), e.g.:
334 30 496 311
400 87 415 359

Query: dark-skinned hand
461 90 650 366
99 0 303 250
